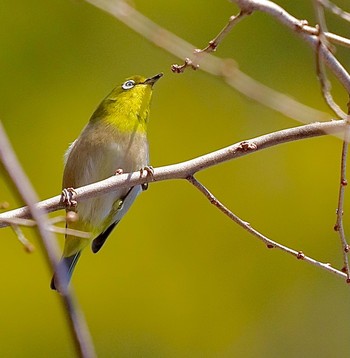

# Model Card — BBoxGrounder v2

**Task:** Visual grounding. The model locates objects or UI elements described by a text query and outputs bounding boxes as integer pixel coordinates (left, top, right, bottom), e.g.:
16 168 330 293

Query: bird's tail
50 252 81 291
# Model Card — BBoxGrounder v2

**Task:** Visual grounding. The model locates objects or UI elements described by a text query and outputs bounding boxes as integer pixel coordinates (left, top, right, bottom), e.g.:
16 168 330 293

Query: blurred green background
1 0 350 357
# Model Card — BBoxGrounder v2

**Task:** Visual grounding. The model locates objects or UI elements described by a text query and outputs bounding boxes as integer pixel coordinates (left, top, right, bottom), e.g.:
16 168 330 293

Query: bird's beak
144 73 163 86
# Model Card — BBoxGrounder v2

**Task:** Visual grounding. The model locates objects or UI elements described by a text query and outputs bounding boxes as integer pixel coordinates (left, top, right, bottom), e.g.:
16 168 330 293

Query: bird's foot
61 188 77 208
115 168 124 175
140 166 154 191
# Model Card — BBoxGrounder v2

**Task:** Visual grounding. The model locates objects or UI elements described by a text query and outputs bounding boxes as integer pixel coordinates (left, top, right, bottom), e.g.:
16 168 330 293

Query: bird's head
90 73 163 133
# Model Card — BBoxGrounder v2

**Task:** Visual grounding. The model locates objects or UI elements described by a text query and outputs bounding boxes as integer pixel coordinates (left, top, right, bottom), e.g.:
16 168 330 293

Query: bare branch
0 120 346 227
187 175 347 280
84 0 331 124
0 121 96 358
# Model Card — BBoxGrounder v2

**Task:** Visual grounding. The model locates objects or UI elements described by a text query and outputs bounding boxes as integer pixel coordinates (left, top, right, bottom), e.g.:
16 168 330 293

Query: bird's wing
91 184 142 253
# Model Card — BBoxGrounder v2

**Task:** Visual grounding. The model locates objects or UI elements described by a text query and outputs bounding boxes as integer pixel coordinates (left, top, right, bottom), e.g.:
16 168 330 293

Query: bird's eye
122 80 135 90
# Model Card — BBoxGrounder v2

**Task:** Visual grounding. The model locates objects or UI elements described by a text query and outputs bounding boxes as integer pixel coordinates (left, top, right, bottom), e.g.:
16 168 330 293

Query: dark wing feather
91 221 118 253
91 185 142 254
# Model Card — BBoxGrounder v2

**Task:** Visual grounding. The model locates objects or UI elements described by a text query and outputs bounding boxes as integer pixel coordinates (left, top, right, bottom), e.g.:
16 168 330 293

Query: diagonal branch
187 175 347 280
0 122 96 358
171 10 248 73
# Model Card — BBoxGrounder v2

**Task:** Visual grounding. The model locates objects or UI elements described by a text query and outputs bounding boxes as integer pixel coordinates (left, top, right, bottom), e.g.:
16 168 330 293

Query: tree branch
3 119 344 283
0 120 345 227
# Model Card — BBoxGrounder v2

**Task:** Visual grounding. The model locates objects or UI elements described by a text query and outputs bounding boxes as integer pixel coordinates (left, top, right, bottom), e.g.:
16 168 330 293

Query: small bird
51 73 163 291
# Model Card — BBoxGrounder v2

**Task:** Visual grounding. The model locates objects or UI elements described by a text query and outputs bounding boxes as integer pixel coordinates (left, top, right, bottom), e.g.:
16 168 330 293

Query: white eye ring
122 80 135 90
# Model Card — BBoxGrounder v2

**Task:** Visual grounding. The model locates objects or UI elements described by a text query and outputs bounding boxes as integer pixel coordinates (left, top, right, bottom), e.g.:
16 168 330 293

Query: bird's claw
141 165 154 176
115 168 124 175
140 165 154 191
61 188 77 208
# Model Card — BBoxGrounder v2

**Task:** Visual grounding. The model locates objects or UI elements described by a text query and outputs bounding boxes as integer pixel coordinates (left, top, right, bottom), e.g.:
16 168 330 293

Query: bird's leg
140 165 154 191
61 188 77 208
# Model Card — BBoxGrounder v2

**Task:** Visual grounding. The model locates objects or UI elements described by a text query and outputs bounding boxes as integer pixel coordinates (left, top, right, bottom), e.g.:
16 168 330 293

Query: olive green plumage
51 73 162 291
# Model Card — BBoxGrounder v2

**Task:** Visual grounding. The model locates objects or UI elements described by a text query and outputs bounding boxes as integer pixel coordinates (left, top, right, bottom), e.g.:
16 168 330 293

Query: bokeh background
1 0 350 356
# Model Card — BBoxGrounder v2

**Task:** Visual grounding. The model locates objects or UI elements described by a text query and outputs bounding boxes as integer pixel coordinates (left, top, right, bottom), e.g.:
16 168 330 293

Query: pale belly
64 131 149 232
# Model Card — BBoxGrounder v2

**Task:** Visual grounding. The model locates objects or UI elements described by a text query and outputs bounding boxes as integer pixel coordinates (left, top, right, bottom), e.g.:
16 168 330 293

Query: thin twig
84 0 331 124
201 11 249 53
318 0 350 23
314 0 329 32
0 121 96 358
0 120 346 227
314 8 347 118
334 98 350 282
11 224 35 253
187 175 347 280
0 216 91 239
324 32 350 49
172 11 248 73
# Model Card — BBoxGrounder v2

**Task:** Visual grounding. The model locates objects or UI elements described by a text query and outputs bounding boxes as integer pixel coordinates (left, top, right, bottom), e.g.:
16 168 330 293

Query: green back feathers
90 75 155 134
